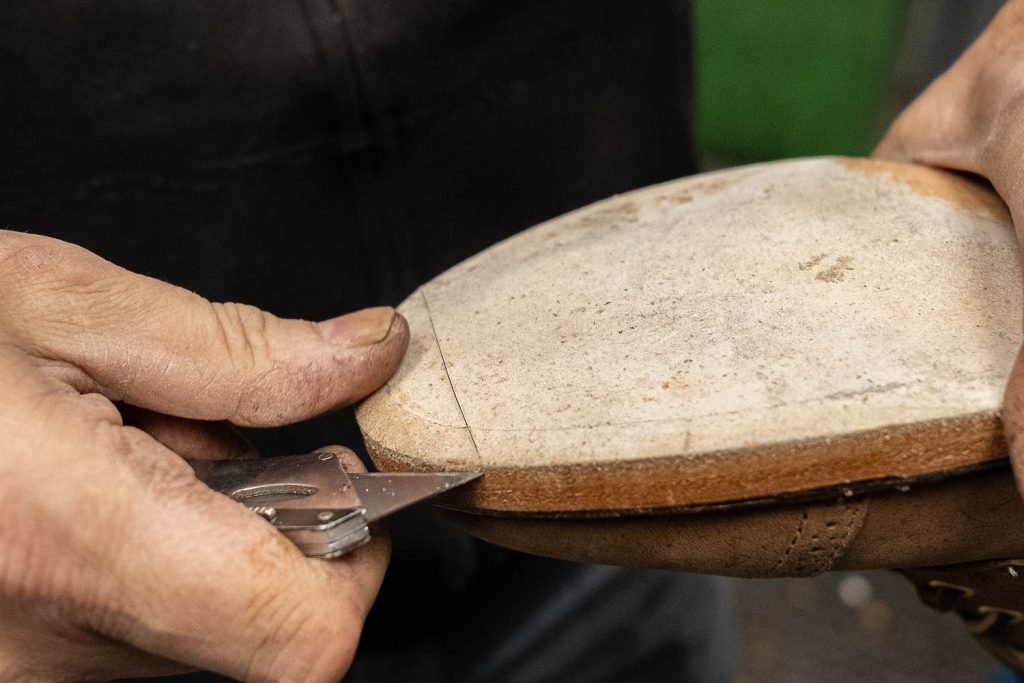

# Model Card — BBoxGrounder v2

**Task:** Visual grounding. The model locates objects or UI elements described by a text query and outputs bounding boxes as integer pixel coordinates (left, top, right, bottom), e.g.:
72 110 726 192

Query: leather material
444 465 1024 577
359 158 1020 516
355 155 1024 670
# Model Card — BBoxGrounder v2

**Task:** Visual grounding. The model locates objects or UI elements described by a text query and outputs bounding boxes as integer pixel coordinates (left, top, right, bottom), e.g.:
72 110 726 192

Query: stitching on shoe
825 500 867 570
771 506 810 574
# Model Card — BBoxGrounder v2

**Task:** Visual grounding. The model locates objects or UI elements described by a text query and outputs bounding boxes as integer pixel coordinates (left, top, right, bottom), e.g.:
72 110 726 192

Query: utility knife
189 452 479 558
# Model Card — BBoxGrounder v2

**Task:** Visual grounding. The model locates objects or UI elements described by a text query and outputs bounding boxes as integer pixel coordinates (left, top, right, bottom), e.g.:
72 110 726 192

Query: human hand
873 0 1024 489
0 230 408 680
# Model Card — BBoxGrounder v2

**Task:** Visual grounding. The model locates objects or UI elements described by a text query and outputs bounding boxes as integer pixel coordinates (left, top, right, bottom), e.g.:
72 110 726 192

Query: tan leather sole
357 157 1023 575
365 414 1006 514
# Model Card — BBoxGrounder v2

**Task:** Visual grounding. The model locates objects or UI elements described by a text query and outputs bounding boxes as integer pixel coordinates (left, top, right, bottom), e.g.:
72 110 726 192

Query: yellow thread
978 606 1024 625
927 580 976 598
965 611 1000 634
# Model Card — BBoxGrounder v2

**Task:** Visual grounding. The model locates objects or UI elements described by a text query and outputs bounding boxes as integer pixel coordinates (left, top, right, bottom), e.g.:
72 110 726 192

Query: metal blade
349 472 480 522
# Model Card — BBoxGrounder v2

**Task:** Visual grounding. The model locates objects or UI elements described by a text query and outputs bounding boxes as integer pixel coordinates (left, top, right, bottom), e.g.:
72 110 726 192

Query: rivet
253 506 277 521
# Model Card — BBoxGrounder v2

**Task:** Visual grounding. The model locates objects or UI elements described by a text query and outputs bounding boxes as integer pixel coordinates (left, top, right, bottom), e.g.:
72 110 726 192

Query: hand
0 230 408 681
873 0 1024 491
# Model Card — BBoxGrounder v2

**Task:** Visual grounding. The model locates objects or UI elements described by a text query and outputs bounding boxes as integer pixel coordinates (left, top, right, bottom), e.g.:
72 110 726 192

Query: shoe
357 157 1024 669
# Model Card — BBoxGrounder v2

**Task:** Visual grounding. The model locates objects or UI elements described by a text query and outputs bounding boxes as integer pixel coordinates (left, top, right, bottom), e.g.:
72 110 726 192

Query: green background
693 1 910 164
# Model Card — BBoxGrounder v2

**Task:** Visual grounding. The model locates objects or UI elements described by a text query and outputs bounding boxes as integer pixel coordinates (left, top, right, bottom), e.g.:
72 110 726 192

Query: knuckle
94 420 196 482
0 232 136 345
0 231 104 292
207 302 334 425
0 230 58 270
0 236 69 317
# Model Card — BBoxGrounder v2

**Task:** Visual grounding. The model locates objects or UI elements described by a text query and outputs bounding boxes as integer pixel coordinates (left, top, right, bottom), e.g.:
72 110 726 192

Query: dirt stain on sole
815 255 854 283
839 157 1011 224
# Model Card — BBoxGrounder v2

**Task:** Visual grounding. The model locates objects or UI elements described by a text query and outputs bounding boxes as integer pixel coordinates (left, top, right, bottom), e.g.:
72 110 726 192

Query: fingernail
318 306 396 347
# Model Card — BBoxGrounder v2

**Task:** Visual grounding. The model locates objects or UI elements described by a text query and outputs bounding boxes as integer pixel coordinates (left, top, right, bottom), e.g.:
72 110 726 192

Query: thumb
0 231 409 426
1005 347 1024 498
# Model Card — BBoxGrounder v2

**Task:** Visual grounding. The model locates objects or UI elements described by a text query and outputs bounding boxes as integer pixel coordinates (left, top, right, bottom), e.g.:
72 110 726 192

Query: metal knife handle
188 452 371 559
268 507 370 558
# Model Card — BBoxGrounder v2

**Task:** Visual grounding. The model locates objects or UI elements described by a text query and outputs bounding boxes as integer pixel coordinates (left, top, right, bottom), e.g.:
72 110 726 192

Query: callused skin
0 231 407 681
874 0 1024 494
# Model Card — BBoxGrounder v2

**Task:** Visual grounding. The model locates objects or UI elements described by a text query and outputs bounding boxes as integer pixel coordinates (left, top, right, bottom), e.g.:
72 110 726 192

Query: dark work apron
0 3 734 681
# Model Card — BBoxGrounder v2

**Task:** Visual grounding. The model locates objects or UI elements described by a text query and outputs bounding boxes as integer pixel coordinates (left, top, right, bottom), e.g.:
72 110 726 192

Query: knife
188 452 479 558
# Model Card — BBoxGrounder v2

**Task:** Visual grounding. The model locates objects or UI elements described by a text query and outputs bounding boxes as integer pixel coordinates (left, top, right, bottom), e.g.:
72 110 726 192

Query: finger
0 231 409 427
872 72 982 171
871 0 1024 174
81 425 389 681
119 405 258 460
321 443 369 475
1005 347 1024 499
3 349 387 681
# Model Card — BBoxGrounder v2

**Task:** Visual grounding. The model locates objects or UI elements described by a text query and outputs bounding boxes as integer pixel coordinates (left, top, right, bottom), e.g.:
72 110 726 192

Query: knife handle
188 452 371 558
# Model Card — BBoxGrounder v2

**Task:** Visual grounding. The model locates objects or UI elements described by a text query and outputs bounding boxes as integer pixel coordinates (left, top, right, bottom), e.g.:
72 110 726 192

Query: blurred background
693 0 1003 165
697 1 1014 681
